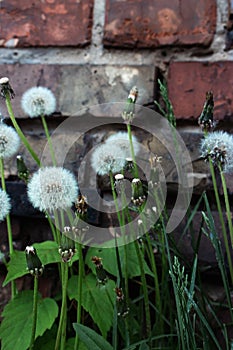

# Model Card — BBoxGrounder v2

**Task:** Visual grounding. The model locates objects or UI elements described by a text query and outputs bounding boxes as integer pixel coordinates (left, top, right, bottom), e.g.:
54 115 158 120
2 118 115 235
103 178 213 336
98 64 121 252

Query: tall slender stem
127 123 139 178
74 243 84 350
29 276 39 350
5 92 41 166
220 169 233 248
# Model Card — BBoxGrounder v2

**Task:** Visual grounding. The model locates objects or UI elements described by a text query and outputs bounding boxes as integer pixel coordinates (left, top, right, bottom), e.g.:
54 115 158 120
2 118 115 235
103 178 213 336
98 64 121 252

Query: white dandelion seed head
200 131 233 172
21 86 56 118
91 143 127 176
0 123 20 159
0 189 11 221
105 132 140 157
27 167 78 212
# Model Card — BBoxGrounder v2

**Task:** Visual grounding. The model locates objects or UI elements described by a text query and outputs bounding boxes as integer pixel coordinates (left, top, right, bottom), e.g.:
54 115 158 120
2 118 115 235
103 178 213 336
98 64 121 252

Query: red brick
0 0 93 47
104 0 216 48
168 61 233 120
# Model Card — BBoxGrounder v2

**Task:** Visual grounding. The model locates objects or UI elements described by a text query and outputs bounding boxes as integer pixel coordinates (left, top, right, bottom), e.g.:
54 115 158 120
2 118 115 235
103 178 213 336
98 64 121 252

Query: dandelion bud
25 246 44 277
124 157 134 171
17 155 29 183
114 174 125 193
131 178 146 206
59 229 76 263
122 86 138 123
0 77 15 99
198 91 215 132
75 194 88 216
114 287 129 317
91 256 108 285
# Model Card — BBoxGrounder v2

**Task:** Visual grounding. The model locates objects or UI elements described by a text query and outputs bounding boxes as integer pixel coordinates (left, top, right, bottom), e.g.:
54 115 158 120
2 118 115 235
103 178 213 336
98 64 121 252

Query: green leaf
68 274 115 337
34 325 57 350
0 290 58 350
3 240 79 286
65 337 88 350
85 243 153 278
73 323 113 350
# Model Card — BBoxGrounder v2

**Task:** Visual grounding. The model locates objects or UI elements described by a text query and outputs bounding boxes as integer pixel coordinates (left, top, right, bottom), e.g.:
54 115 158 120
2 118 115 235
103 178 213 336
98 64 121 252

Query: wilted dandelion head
200 131 233 172
21 86 56 118
91 143 127 175
0 189 11 221
0 123 20 159
105 132 140 157
27 166 78 212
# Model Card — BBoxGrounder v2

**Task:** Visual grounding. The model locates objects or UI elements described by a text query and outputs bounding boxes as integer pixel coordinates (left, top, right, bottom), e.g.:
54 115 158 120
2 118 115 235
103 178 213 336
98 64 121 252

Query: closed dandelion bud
198 91 215 132
75 194 88 217
114 174 125 193
25 246 44 277
115 287 129 317
91 256 108 285
124 157 134 172
59 227 76 263
0 77 15 99
131 178 146 205
122 86 138 123
17 155 29 183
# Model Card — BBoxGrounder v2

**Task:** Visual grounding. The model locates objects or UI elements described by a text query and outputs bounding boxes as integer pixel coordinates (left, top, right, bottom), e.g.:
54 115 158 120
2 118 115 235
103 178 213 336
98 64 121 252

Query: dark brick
168 61 233 120
104 0 216 48
0 0 93 47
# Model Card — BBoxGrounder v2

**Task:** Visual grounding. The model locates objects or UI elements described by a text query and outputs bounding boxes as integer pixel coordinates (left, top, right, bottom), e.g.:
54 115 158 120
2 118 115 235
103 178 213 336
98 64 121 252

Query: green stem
41 115 56 166
127 123 139 178
0 157 16 298
219 168 233 248
29 276 39 350
5 92 41 166
55 263 68 350
209 160 233 284
74 243 84 350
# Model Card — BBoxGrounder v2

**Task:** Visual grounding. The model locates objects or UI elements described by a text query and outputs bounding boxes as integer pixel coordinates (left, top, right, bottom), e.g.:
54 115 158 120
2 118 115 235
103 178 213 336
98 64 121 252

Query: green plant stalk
209 160 233 284
127 123 139 178
219 168 233 248
5 92 41 166
29 276 39 350
41 115 56 166
74 243 84 350
0 157 16 298
55 262 68 350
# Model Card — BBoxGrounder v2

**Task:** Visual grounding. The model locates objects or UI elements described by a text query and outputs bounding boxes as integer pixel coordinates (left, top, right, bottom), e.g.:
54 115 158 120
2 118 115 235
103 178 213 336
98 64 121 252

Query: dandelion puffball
105 132 140 157
27 166 78 212
21 86 56 118
0 123 20 159
91 143 127 176
0 189 11 221
200 131 233 173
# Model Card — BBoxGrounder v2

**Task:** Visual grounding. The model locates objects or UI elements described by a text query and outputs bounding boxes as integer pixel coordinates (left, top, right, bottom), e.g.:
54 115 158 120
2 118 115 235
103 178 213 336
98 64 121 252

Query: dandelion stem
0 157 16 298
127 123 139 178
219 168 233 248
41 115 56 166
29 276 39 350
5 92 41 166
74 243 84 350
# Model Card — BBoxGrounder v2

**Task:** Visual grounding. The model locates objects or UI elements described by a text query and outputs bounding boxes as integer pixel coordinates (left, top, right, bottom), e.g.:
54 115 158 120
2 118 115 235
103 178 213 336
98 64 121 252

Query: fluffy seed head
105 132 140 157
21 86 56 118
0 123 20 159
200 131 233 172
27 166 78 212
0 189 11 221
91 143 127 175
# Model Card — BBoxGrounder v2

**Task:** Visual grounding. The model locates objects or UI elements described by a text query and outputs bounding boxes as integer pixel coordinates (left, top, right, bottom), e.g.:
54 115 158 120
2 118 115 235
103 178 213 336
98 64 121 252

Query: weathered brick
0 0 93 47
0 64 155 118
168 61 233 120
104 0 216 48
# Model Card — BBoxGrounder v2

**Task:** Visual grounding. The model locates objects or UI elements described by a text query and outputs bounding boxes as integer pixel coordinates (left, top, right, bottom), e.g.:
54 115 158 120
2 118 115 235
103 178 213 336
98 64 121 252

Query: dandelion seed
0 189 11 221
21 86 56 118
27 166 78 212
91 143 127 175
105 131 140 157
0 123 20 159
200 131 233 172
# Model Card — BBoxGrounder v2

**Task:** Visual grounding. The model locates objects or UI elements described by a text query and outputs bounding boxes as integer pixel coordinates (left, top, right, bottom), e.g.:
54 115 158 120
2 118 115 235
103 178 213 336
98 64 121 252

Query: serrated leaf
0 290 58 350
85 242 153 278
68 274 115 337
73 323 113 350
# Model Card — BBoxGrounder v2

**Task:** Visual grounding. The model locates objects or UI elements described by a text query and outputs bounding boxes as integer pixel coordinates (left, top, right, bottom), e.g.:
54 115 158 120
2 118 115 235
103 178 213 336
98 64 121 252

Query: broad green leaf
68 274 115 337
3 240 78 286
65 337 88 350
73 323 113 350
0 290 58 350
34 325 57 350
85 242 153 278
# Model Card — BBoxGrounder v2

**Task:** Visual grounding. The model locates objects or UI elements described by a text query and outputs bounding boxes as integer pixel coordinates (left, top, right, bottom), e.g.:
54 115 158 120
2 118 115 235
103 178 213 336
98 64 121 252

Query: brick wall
0 0 233 252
